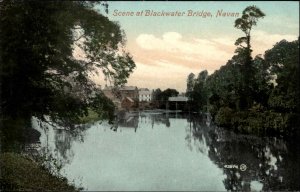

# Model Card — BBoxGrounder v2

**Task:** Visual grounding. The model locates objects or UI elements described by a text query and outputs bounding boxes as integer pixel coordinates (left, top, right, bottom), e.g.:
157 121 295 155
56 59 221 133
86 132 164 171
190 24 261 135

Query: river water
31 111 299 191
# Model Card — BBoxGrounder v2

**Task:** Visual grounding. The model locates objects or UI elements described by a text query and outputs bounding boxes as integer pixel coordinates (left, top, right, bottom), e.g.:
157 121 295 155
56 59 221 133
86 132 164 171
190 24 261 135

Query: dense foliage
0 1 135 149
187 6 299 136
152 88 179 109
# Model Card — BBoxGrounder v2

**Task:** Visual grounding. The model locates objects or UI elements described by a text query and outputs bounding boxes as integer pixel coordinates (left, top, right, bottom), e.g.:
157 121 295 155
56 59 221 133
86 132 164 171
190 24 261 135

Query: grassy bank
0 152 78 191
79 109 102 124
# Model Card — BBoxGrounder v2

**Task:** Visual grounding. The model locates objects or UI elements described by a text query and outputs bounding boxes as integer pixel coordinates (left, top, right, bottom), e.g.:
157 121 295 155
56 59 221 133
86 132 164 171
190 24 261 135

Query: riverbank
78 108 103 124
0 152 78 191
214 107 300 138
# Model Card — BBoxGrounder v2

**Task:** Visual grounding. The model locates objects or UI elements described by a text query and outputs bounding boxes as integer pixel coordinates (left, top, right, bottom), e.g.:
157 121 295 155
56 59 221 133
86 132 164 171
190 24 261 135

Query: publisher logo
239 164 247 171
224 164 247 171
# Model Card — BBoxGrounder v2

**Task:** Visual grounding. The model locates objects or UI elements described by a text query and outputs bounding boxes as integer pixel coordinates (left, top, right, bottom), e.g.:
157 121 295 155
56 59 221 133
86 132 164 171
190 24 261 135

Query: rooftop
168 96 189 102
120 86 138 91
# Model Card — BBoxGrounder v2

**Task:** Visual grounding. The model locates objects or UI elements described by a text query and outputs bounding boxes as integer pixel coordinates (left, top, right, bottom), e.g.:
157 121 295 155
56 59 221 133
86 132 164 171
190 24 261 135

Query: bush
229 110 296 136
215 107 234 127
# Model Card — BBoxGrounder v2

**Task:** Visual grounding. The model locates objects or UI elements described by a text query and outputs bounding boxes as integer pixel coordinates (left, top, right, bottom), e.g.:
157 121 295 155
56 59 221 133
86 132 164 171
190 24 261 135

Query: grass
79 109 102 124
0 152 78 191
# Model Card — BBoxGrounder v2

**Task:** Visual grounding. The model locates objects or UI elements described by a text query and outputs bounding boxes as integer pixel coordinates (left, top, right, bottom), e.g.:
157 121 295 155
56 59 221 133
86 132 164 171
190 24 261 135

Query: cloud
135 32 234 71
135 31 298 70
251 30 298 56
136 32 233 57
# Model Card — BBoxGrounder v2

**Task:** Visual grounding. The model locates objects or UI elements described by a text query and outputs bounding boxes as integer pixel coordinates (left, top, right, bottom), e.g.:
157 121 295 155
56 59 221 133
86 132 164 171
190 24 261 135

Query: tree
234 5 265 63
265 39 299 112
192 70 209 111
186 73 195 100
0 1 135 149
251 55 273 107
152 88 162 101
234 5 265 109
159 88 179 102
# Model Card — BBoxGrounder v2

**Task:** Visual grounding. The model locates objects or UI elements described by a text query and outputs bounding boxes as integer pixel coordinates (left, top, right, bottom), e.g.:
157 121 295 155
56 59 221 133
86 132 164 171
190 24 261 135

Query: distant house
138 88 152 102
119 86 139 100
121 97 135 110
102 85 138 110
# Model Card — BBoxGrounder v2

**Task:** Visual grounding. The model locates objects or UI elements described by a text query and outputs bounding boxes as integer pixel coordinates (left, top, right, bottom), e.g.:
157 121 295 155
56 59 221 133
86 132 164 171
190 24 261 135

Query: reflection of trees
148 112 189 129
114 111 188 132
187 114 299 191
34 118 89 170
53 129 75 165
149 113 171 128
52 125 88 167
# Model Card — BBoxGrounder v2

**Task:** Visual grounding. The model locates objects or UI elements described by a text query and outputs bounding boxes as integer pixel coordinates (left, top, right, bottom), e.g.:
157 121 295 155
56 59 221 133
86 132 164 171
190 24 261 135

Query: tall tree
234 5 265 109
193 70 209 110
186 73 195 100
234 5 265 64
0 1 135 149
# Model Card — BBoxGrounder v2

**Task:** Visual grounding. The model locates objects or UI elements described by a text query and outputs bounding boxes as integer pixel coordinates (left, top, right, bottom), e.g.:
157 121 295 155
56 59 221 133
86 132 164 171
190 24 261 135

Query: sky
91 1 299 92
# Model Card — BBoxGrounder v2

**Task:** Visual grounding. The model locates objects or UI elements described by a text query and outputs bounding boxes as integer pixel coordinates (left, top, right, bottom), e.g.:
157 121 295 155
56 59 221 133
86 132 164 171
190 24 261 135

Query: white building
138 88 152 102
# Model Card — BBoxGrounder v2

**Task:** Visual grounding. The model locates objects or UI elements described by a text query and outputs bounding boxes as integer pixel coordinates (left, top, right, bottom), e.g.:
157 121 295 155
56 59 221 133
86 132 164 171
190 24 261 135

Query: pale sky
91 1 299 92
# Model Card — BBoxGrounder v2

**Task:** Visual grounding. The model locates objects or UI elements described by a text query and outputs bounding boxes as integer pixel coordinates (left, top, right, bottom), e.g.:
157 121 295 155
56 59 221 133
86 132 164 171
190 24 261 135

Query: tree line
186 6 299 136
152 88 179 109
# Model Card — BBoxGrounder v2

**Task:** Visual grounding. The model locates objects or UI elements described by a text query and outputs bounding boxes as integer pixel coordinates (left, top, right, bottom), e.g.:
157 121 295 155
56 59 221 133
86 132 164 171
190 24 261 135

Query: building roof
120 86 137 91
168 96 188 102
124 97 134 102
139 88 149 91
103 86 138 91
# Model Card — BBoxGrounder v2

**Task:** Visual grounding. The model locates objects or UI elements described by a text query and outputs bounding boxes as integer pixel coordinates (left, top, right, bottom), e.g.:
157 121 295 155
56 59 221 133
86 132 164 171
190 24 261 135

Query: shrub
215 107 234 127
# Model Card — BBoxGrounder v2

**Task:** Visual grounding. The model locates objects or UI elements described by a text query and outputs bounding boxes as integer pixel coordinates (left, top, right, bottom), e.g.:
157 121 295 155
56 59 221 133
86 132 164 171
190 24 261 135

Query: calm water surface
32 111 299 191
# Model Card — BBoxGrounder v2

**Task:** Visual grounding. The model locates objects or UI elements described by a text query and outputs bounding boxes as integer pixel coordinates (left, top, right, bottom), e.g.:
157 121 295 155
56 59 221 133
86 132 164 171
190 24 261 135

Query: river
31 111 299 191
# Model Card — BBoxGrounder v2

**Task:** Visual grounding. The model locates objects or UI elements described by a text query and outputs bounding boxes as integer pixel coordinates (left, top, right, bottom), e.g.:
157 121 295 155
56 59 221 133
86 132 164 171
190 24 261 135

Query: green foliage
78 109 104 124
215 107 234 127
0 152 78 191
251 56 273 106
0 1 135 139
152 88 179 109
266 39 300 112
159 88 179 102
186 73 195 99
234 5 265 38
89 92 115 124
190 70 209 111
230 110 296 135
152 88 162 101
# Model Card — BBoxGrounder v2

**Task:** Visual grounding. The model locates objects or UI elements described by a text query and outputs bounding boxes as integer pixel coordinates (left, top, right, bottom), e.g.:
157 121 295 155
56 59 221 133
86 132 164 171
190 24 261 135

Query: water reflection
32 118 89 169
33 112 299 191
188 114 299 191
116 111 175 131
